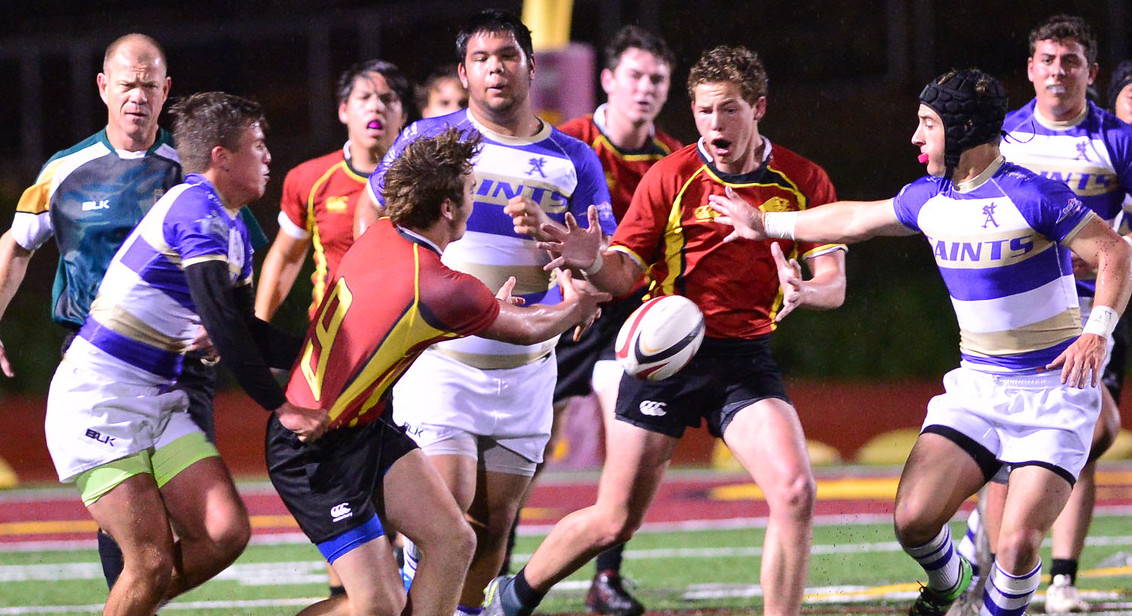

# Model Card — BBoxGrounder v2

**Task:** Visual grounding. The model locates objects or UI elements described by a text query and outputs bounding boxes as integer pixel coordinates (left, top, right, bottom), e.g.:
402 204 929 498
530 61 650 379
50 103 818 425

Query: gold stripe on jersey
16 158 66 215
435 346 553 370
457 262 552 296
305 160 349 317
590 134 675 163
959 308 1082 358
653 169 702 297
87 303 187 352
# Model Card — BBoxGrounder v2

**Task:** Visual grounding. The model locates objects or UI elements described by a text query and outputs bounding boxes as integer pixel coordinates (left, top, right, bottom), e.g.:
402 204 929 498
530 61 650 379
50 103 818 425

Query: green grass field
3 505 1132 615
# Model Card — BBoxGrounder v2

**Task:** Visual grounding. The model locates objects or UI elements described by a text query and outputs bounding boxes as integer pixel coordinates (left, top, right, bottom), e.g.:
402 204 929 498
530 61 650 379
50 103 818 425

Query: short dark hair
415 64 466 111
1029 14 1097 65
604 25 675 73
170 92 267 174
336 59 412 111
384 128 481 230
687 45 768 106
456 9 534 66
1109 60 1132 112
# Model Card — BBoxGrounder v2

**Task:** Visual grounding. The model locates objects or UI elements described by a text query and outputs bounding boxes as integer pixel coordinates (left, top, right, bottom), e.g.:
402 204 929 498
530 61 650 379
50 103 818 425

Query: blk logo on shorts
639 400 667 416
330 503 353 522
84 429 115 446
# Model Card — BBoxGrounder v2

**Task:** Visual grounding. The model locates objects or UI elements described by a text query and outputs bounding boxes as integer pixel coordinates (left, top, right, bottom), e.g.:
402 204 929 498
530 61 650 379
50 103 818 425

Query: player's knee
127 547 175 595
765 471 816 519
593 508 639 546
449 518 477 565
892 503 940 548
212 513 251 560
994 527 1044 574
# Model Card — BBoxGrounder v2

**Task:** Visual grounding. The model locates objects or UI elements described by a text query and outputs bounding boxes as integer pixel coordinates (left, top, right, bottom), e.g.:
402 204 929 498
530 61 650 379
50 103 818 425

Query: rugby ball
615 296 706 381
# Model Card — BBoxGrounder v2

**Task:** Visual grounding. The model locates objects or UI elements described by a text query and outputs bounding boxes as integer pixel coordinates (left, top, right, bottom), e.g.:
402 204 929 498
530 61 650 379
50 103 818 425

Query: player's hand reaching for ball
275 401 329 442
560 268 611 340
771 242 805 322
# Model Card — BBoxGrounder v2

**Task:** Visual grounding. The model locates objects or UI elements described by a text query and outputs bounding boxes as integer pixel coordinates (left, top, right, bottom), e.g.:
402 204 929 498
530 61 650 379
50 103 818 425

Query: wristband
582 252 604 276
1082 305 1120 338
763 212 798 240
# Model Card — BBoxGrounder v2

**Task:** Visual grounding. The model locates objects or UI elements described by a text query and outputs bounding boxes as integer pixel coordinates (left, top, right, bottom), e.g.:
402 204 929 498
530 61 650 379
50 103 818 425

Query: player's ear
439 197 456 221
210 145 230 172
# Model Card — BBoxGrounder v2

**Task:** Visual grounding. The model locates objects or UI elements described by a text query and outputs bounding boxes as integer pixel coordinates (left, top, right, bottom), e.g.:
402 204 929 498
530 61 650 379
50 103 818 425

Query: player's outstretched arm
254 232 310 321
1048 216 1132 387
0 231 34 377
481 269 610 345
710 190 911 243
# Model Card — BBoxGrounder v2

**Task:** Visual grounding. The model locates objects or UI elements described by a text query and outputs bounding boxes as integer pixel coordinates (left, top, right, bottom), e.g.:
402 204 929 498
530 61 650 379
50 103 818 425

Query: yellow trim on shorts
74 433 219 506
152 432 219 487
76 449 154 506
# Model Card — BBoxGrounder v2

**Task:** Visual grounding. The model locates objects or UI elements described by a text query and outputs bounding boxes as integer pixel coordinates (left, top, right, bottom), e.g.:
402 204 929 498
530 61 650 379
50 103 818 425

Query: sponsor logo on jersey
84 428 115 446
639 400 667 416
326 195 349 213
331 502 353 522
81 199 110 211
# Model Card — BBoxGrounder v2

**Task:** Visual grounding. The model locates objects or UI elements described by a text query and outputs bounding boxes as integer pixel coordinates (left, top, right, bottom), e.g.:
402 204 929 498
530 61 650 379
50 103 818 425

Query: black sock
97 530 125 591
502 569 546 616
329 585 346 597
595 543 624 573
1050 558 1078 585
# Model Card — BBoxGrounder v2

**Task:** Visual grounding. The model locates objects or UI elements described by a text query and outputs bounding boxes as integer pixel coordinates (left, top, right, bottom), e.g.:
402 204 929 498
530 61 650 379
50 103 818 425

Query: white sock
902 525 962 594
981 559 1041 616
957 508 981 578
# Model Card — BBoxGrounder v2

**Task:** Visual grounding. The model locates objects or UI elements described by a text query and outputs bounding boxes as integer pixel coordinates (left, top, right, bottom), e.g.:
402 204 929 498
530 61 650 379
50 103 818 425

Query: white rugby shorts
45 337 198 482
923 365 1100 480
392 346 554 464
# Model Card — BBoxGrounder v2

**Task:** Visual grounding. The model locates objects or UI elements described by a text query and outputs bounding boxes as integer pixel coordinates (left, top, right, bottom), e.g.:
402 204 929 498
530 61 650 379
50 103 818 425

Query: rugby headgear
919 69 1007 173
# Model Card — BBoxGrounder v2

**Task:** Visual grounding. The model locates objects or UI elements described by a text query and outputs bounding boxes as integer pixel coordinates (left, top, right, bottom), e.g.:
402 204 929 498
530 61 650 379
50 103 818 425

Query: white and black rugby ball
615 296 706 381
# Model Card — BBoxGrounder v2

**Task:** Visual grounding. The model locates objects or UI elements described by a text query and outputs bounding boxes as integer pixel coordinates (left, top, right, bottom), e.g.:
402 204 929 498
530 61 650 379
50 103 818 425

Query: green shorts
75 432 219 506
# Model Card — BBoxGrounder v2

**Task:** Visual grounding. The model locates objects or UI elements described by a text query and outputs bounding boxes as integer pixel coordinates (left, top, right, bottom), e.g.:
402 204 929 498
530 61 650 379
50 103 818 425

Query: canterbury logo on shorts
330 502 353 522
639 400 668 416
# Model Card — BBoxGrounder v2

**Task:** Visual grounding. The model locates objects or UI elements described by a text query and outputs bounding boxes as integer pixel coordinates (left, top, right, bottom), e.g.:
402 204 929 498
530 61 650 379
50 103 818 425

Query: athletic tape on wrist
1083 305 1120 339
582 252 604 276
763 212 797 240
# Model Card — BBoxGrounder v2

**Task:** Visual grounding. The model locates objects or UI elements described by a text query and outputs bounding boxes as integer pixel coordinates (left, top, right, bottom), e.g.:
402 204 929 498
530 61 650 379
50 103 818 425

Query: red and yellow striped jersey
611 140 843 339
558 115 681 222
285 219 500 429
278 147 369 317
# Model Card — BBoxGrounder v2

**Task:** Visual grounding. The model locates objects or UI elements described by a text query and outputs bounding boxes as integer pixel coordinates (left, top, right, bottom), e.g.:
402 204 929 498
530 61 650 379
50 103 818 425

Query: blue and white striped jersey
81 174 256 380
367 108 615 368
1001 99 1132 296
892 158 1095 373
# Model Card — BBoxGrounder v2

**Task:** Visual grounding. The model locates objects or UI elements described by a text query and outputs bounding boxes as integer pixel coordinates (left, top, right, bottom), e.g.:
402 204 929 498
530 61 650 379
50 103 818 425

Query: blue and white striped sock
902 525 963 594
455 605 483 616
982 559 1041 616
957 508 981 579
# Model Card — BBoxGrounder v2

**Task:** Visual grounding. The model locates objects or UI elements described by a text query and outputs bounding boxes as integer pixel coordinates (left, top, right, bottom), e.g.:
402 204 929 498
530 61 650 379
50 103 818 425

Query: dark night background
1 0 1130 394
